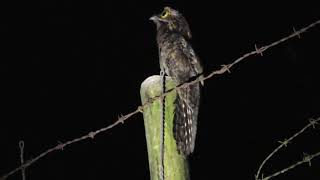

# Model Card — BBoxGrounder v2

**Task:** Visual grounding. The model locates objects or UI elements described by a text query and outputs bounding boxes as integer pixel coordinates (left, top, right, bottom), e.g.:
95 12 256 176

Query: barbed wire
255 117 320 180
1 19 320 180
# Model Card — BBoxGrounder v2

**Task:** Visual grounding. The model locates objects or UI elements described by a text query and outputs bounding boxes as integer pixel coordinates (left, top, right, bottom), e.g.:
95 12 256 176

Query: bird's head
150 7 192 39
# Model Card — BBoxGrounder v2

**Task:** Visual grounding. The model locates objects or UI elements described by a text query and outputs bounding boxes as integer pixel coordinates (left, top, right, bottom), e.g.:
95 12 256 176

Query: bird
150 7 203 156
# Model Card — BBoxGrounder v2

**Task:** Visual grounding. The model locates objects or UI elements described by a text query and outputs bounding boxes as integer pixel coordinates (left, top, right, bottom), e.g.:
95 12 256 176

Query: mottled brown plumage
150 7 203 156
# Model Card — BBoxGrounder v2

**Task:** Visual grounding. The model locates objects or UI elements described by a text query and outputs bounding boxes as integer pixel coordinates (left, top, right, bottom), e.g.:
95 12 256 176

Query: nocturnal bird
150 7 203 156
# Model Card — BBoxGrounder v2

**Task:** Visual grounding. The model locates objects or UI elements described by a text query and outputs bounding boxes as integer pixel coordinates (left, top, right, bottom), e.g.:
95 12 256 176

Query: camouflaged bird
150 7 203 156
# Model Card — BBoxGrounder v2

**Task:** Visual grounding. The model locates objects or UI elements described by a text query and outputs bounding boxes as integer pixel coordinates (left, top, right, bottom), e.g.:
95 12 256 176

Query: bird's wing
178 37 204 85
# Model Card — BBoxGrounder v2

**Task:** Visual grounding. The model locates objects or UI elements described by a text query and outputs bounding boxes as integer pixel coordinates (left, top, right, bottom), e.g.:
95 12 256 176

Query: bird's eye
160 10 169 19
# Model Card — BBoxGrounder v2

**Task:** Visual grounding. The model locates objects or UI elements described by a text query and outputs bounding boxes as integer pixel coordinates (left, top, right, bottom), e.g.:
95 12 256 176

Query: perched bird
150 7 203 156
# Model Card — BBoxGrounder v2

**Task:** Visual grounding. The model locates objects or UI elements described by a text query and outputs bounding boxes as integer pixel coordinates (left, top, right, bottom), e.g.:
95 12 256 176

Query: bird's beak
149 15 159 22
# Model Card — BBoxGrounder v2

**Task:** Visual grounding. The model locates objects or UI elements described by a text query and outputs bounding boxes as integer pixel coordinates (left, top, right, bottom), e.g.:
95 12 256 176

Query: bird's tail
173 82 200 156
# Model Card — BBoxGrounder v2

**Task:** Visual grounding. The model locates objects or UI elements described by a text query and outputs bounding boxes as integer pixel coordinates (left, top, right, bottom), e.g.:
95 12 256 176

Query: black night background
1 1 320 180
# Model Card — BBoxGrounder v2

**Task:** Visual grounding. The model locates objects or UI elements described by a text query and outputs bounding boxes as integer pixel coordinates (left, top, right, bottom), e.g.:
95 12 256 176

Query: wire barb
293 26 301 39
255 44 264 56
57 141 65 150
303 152 312 166
278 139 290 147
308 118 319 129
221 64 231 73
88 132 96 139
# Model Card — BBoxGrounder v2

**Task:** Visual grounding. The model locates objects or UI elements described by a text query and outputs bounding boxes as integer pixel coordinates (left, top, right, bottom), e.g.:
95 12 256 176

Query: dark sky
1 1 320 180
